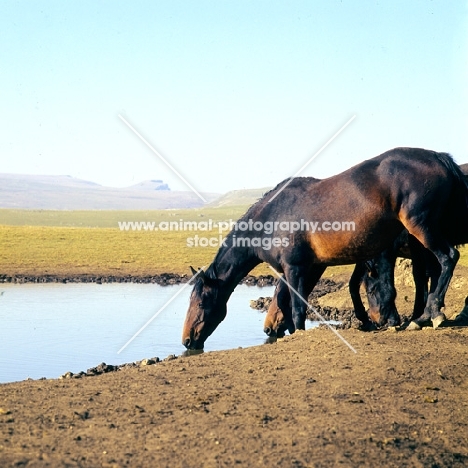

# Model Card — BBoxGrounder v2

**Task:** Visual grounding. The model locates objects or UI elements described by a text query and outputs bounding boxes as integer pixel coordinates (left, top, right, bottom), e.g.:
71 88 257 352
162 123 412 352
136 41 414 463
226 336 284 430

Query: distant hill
0 174 220 210
128 180 170 191
208 187 272 208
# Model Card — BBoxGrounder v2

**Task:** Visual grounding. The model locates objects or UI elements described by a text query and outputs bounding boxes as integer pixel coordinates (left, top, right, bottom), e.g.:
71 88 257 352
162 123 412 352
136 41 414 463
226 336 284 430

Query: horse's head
263 281 295 338
264 299 288 338
182 267 227 350
363 260 401 327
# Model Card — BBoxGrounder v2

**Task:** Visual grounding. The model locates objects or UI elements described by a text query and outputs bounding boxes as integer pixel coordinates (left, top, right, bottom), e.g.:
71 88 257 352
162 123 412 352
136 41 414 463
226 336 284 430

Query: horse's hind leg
286 265 326 331
407 235 429 321
427 244 458 327
407 233 459 330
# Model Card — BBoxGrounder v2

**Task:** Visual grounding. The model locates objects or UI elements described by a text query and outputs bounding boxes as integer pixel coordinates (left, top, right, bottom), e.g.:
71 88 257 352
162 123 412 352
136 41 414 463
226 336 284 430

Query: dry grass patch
0 225 272 277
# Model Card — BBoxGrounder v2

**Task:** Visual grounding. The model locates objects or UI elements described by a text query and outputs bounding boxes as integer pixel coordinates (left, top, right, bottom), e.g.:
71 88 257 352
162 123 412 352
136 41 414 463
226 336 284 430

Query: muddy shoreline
0 273 276 286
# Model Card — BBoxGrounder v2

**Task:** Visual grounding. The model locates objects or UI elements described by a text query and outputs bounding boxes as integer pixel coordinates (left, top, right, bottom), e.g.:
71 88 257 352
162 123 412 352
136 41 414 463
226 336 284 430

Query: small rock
86 362 116 375
60 372 74 379
424 396 438 403
140 358 157 367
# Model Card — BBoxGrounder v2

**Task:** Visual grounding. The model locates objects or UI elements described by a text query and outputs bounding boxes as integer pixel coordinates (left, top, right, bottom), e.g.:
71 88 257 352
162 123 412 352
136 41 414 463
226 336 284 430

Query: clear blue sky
1 1 467 194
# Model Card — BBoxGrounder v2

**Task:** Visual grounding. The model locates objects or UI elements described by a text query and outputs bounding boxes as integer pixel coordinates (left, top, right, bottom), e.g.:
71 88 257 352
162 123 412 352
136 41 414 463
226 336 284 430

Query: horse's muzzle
387 315 401 327
182 337 204 350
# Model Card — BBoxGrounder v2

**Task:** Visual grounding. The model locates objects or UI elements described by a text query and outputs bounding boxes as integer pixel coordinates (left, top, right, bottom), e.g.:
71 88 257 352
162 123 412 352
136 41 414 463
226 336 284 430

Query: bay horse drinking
183 148 468 350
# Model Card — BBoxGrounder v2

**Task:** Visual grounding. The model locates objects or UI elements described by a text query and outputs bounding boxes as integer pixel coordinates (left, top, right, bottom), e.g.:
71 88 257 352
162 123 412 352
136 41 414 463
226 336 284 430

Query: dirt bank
0 273 275 287
1 326 468 467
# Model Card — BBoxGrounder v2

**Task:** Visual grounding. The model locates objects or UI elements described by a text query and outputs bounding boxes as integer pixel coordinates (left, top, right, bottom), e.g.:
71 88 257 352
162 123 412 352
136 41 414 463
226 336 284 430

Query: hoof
406 321 422 331
432 313 446 329
359 322 377 332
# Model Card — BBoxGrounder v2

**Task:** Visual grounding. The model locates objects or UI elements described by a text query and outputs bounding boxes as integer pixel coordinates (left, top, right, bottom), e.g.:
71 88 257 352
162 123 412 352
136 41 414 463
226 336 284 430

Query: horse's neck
211 243 260 293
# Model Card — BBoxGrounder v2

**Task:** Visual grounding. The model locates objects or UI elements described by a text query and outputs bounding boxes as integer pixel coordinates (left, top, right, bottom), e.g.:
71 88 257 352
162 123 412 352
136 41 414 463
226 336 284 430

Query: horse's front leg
349 262 373 329
286 265 326 332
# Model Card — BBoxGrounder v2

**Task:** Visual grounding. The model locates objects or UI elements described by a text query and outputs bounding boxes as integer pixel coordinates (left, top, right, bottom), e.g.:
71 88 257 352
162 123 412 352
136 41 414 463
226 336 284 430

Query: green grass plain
1 208 467 278
0 207 249 227
0 207 273 277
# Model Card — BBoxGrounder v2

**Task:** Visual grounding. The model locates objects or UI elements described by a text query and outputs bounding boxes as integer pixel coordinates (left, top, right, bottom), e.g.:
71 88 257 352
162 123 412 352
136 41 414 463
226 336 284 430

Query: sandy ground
1 264 468 467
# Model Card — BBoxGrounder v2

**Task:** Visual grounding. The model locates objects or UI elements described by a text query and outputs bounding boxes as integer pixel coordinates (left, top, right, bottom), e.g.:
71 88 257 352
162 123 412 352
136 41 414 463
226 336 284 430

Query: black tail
435 152 468 244
434 151 468 191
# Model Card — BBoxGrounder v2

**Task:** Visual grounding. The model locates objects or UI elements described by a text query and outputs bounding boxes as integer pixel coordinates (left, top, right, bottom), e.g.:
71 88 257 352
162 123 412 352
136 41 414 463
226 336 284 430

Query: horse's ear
189 266 207 283
198 269 207 283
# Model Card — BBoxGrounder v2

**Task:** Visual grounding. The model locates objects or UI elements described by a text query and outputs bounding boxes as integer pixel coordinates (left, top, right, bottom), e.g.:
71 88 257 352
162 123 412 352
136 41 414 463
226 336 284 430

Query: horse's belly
307 231 389 264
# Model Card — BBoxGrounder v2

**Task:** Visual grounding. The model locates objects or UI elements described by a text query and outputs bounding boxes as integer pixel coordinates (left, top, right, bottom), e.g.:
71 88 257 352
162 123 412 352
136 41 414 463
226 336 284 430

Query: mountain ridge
0 173 271 210
0 173 218 210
